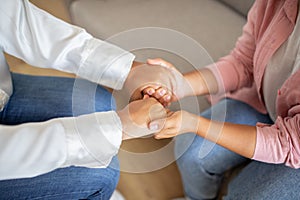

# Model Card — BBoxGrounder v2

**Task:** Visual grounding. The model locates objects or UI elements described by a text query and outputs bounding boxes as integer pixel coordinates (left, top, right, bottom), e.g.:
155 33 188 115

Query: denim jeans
0 73 119 200
175 98 300 200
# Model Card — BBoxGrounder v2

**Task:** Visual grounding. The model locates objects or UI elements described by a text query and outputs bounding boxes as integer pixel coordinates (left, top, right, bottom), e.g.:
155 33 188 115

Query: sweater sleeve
253 113 300 168
207 1 258 94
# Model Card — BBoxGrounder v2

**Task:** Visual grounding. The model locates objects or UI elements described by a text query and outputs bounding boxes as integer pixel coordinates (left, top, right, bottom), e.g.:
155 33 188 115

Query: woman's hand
117 98 167 140
144 58 186 105
151 108 257 158
149 110 200 139
144 58 219 107
124 60 191 105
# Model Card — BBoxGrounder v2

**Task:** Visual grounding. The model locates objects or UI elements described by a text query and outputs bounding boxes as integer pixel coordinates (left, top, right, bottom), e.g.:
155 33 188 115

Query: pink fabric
209 0 300 167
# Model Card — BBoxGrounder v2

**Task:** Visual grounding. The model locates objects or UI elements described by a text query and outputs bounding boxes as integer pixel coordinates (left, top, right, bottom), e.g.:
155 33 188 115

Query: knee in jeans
84 158 120 197
85 167 120 199
103 167 120 190
178 152 216 176
176 152 212 180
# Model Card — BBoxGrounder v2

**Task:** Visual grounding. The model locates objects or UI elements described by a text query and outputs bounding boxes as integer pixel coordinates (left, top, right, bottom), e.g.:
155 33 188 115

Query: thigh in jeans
174 98 273 199
0 73 119 199
0 73 116 124
225 161 300 200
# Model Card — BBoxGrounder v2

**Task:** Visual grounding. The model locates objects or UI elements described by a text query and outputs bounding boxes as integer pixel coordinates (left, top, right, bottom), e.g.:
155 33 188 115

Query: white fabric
110 190 125 200
263 3 300 121
0 0 135 180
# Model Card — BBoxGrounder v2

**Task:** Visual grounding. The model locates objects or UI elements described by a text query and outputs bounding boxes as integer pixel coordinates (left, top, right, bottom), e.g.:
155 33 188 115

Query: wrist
190 113 202 134
183 68 218 97
131 61 144 68
116 109 130 140
183 71 206 97
181 111 201 134
195 116 205 137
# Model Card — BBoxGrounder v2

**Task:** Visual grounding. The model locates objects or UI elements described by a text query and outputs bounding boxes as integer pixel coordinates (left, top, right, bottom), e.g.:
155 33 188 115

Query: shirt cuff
61 111 122 168
253 123 289 164
0 89 9 112
77 38 135 90
252 124 269 161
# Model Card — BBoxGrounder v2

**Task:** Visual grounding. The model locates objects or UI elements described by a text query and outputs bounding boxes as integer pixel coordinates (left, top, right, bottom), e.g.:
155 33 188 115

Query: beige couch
62 0 255 199
68 0 253 61
63 1 255 199
9 1 253 199
67 0 254 110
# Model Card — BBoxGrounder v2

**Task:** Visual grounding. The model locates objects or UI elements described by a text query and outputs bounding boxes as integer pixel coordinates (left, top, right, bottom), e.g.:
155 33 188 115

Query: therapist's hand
117 98 167 140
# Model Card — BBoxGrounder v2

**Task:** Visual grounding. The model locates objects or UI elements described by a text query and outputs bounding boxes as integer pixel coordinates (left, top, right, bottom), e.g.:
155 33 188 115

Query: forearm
196 116 257 158
183 68 219 97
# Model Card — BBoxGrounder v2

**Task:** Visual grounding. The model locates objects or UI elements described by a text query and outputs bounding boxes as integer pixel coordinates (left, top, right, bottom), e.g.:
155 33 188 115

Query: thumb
148 118 166 132
147 58 173 68
129 88 143 102
147 58 161 65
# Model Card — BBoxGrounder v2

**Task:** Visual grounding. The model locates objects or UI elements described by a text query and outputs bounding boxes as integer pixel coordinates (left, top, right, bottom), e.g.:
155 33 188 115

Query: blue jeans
0 73 119 200
175 98 300 200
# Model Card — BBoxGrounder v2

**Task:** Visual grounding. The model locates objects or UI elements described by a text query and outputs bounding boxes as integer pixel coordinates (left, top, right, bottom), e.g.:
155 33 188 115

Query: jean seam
29 189 103 200
86 189 104 200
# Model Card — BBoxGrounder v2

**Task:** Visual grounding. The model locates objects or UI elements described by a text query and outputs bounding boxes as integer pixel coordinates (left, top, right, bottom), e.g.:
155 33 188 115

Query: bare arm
183 68 219 96
144 59 219 104
153 111 257 158
197 116 257 158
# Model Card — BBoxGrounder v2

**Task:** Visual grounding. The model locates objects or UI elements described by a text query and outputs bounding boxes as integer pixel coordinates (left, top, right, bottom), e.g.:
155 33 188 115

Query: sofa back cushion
218 0 255 16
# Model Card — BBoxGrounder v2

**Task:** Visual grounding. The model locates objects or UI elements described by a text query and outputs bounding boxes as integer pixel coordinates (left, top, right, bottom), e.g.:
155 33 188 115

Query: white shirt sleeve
0 0 134 179
0 0 135 89
0 111 123 180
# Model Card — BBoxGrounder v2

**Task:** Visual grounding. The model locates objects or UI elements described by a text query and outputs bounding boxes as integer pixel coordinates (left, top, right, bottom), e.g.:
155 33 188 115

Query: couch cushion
70 0 247 61
218 0 255 17
69 0 248 110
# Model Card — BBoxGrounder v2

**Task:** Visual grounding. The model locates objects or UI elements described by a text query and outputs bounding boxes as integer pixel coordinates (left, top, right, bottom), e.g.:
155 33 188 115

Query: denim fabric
175 98 274 200
224 161 300 200
0 73 119 199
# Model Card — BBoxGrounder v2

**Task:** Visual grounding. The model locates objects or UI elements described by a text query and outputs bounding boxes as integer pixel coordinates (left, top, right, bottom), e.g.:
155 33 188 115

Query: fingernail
148 88 155 95
165 95 171 101
159 89 166 96
159 62 167 67
149 123 159 131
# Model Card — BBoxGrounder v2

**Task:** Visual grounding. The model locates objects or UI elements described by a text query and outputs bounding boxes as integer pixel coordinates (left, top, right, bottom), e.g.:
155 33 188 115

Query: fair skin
116 61 175 140
145 58 257 159
117 98 166 140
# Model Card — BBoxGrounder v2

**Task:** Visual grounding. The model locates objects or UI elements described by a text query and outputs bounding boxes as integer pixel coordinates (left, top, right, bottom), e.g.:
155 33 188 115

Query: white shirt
0 0 135 180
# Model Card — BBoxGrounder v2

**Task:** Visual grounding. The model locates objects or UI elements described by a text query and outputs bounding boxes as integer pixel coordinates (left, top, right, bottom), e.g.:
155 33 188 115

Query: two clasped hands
117 58 215 141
